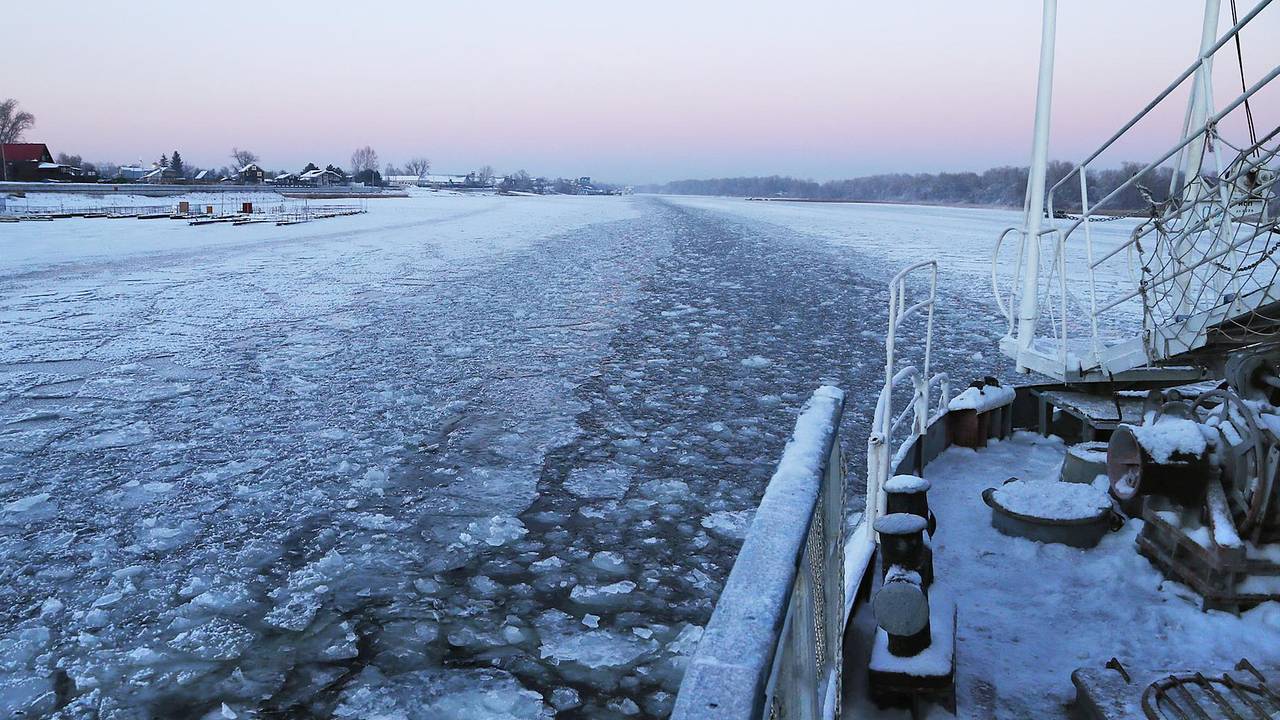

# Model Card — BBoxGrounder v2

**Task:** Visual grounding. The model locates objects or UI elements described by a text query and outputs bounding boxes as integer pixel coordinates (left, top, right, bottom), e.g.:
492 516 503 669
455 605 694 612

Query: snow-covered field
0 192 1188 718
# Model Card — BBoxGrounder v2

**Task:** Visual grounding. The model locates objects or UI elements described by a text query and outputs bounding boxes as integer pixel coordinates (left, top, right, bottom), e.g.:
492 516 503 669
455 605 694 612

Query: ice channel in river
0 193 1025 718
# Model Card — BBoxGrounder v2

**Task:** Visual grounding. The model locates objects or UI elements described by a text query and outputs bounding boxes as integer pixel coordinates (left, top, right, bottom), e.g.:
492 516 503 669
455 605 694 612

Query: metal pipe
1048 0 1273 198
992 229 1017 323
1195 673 1246 720
1016 0 1058 367
1171 0 1224 319
1219 674 1272 720
1084 62 1280 268
1181 0 1223 208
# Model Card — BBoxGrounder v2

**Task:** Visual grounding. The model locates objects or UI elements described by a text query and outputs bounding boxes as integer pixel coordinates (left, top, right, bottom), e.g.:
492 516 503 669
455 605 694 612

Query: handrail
992 226 1022 329
1046 0 1274 200
868 261 948 530
1088 129 1280 270
998 0 1279 380
1071 61 1280 259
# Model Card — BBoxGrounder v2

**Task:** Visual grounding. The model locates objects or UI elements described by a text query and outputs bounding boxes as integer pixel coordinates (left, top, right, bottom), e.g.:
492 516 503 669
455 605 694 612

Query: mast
1180 0 1221 204
1015 0 1058 369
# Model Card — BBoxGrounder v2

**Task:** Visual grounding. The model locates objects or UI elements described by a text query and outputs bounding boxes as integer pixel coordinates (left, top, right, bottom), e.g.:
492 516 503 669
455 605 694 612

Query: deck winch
1107 402 1213 509
1103 346 1280 611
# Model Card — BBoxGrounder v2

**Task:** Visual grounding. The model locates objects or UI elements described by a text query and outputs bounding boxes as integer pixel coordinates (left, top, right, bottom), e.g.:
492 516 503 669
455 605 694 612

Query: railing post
867 432 886 531
1078 167 1103 367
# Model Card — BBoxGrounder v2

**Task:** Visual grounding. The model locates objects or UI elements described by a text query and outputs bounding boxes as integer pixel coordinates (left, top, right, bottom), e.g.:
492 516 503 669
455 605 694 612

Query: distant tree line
644 161 1175 212
4 95 608 192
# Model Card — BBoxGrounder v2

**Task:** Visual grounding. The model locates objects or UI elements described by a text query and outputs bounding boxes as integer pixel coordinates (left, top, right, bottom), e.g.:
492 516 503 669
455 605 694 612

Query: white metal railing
995 0 1280 380
866 261 949 530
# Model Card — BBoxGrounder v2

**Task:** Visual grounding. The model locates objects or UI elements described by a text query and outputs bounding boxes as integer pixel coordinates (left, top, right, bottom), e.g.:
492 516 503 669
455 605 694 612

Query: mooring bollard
885 474 935 536
874 513 932 656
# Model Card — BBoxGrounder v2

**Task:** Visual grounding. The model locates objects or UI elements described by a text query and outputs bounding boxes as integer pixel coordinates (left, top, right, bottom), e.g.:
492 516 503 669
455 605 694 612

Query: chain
1048 184 1166 223
1050 209 1139 222
1212 233 1280 273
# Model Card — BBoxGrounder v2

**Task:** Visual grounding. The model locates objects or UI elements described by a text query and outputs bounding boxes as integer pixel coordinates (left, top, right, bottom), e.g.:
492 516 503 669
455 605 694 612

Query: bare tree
351 146 379 174
0 99 35 145
404 157 431 178
230 147 259 169
475 165 495 186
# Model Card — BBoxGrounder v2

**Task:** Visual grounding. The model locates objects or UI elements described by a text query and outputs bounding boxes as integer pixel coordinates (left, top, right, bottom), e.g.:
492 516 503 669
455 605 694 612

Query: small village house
140 165 179 183
118 165 149 181
237 163 265 184
423 174 470 188
1 143 95 182
298 168 345 187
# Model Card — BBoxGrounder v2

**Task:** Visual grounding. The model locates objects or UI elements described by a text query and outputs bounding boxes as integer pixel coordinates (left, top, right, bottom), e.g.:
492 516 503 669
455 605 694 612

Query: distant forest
644 161 1174 212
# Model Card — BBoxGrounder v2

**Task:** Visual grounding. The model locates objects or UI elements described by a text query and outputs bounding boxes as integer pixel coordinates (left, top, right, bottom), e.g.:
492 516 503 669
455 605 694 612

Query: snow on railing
674 387 846 720
867 261 949 532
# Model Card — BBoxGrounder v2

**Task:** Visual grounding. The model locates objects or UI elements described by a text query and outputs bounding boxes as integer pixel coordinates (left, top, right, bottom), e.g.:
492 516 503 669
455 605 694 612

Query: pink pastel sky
7 1 1278 183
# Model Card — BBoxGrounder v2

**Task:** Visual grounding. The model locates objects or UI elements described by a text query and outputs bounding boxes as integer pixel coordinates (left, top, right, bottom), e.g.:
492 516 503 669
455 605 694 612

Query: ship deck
842 431 1280 719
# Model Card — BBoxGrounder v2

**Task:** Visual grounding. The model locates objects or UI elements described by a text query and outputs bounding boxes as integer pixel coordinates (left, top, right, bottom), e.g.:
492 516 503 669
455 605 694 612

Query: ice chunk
637 478 689 502
700 510 754 540
569 581 637 608
0 676 56 718
335 666 551 719
469 575 502 596
563 466 633 499
1 493 54 524
263 592 321 631
461 516 528 547
413 577 441 594
666 623 704 655
550 687 581 711
609 698 642 715
168 618 256 661
590 551 628 574
530 556 565 572
536 612 657 670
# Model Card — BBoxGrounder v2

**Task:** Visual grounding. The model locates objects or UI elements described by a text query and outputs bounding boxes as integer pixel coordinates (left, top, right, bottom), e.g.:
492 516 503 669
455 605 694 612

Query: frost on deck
844 432 1280 719
2 194 1024 718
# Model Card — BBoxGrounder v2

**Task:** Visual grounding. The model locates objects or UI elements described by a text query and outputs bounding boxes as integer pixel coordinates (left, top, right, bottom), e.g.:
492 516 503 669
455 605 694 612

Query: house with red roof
1 143 94 182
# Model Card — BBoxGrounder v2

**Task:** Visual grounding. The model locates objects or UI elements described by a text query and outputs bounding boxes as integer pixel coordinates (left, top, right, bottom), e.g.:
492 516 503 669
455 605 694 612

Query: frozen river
1 193 1037 718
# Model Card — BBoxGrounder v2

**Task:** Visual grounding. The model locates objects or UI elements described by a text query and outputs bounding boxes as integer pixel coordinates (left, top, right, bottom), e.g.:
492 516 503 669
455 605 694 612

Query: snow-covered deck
844 432 1280 719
